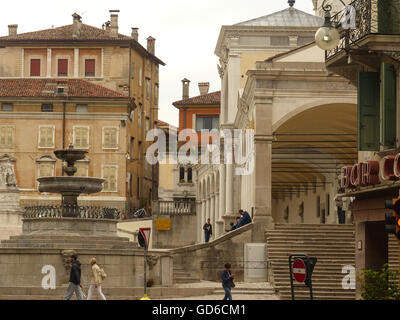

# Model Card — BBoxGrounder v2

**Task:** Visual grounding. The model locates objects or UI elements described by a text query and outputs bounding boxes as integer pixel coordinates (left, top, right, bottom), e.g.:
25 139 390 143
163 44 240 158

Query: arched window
179 167 185 183
187 168 192 183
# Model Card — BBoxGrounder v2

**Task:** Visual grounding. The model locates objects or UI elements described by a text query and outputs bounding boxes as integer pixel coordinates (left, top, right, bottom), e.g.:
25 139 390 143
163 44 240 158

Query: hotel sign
342 154 400 190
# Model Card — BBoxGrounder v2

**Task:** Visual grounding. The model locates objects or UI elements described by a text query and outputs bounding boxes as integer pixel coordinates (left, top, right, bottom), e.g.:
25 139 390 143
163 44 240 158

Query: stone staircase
0 286 215 300
173 267 201 284
265 224 356 300
388 234 399 272
212 283 277 297
0 234 138 249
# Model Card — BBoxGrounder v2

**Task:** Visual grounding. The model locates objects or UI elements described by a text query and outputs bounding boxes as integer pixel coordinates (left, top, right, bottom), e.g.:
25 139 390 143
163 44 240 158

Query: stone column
219 164 226 220
206 196 210 221
215 192 220 237
46 48 52 77
201 198 206 242
210 193 215 240
226 163 234 215
252 97 274 242
74 48 79 78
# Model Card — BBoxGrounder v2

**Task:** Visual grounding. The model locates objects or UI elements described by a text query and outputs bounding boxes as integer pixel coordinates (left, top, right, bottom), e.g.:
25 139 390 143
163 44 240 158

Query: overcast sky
0 0 315 126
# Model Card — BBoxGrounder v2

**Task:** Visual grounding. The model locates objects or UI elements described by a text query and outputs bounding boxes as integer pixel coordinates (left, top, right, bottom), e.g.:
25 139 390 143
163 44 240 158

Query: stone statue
0 155 17 189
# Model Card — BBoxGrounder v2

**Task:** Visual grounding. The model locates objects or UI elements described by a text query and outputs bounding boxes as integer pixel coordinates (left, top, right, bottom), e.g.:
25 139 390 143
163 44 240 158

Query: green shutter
382 63 397 147
378 0 400 34
358 71 380 151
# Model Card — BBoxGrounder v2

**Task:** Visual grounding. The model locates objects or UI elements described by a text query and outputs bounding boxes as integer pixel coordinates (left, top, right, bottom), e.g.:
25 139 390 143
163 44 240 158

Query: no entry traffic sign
292 258 306 283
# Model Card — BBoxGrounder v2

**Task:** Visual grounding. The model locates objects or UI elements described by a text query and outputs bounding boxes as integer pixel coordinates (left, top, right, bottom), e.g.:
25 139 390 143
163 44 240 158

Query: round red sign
292 258 307 283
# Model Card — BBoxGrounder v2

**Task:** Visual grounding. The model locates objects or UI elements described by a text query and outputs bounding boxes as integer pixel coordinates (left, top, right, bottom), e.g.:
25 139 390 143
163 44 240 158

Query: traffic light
384 198 400 240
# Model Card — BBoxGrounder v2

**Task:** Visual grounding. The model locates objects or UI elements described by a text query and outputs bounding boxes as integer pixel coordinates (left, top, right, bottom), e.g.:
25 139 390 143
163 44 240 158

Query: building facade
0 10 165 210
322 0 400 297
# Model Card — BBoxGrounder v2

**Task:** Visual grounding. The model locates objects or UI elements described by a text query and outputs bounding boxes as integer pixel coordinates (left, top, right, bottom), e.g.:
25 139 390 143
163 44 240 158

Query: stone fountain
38 145 104 216
0 145 174 294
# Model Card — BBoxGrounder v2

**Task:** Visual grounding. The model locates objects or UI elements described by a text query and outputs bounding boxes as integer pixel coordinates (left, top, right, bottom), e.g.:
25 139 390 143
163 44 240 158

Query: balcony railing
326 0 400 60
23 205 120 220
155 200 196 216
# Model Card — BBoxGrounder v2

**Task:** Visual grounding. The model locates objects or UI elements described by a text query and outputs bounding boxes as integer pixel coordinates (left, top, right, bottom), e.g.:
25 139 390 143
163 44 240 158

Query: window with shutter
30 59 40 76
382 63 397 147
74 127 89 149
39 126 54 148
358 71 380 151
58 59 68 76
75 162 88 177
0 126 14 148
103 127 118 149
146 78 151 100
102 165 117 192
85 59 95 77
1 103 13 112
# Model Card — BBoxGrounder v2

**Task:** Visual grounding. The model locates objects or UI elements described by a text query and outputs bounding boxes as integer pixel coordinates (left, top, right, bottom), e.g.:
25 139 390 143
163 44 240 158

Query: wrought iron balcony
23 205 121 220
326 0 400 60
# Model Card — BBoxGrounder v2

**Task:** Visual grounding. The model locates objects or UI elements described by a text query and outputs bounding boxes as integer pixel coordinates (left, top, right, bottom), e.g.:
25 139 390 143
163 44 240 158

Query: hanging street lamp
315 0 347 50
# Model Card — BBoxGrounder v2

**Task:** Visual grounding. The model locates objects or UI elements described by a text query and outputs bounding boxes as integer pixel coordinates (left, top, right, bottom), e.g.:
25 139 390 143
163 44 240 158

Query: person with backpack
87 257 107 300
221 263 234 300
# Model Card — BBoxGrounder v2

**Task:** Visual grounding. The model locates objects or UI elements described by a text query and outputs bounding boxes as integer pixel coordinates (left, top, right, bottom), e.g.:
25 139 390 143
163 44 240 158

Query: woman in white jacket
87 257 106 300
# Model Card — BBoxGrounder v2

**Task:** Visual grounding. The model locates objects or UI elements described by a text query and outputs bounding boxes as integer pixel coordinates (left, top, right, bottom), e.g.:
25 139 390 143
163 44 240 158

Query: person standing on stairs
203 218 212 243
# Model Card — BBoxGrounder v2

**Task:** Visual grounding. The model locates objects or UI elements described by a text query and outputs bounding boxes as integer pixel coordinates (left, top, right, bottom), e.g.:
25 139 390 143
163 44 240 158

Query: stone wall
152 214 197 249
170 223 255 282
0 247 173 288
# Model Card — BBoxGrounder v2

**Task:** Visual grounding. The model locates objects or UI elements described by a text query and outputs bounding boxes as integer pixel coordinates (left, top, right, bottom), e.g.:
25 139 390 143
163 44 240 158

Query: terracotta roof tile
0 79 129 99
0 24 131 41
173 91 221 107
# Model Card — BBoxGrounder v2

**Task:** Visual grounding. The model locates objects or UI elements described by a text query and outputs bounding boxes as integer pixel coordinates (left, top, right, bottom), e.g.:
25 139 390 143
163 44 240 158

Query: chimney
182 78 190 99
198 82 210 95
109 10 119 38
147 36 156 55
8 24 18 37
72 13 82 38
131 28 139 41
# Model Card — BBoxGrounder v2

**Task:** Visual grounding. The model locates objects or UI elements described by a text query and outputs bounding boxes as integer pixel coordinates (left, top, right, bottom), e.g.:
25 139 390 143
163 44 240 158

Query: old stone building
0 10 165 210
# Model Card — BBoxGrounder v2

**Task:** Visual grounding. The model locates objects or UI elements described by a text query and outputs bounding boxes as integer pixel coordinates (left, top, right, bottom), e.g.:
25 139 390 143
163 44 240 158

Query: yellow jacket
90 264 102 285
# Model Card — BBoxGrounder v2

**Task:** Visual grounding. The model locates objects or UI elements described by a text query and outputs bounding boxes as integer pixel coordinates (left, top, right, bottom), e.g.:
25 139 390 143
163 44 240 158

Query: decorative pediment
36 155 56 163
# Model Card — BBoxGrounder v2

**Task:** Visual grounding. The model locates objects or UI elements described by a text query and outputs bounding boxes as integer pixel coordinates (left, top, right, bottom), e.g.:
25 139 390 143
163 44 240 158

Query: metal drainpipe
62 101 66 149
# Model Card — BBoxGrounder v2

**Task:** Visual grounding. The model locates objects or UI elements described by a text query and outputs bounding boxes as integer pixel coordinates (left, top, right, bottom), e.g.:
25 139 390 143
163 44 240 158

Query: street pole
144 246 147 296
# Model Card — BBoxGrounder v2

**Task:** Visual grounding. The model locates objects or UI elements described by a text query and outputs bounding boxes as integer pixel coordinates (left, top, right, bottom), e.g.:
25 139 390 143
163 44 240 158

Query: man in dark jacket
221 263 234 300
235 210 252 229
203 218 212 243
64 254 84 300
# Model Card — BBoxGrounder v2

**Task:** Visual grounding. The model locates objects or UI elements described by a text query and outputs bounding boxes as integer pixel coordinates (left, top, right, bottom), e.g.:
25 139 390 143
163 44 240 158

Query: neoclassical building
195 2 357 242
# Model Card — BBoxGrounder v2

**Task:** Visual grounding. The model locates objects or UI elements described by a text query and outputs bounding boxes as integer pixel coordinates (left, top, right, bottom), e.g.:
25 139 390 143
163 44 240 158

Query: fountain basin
38 176 104 195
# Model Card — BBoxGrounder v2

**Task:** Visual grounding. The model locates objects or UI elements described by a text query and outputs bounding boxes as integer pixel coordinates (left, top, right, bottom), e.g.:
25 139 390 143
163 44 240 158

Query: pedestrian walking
64 254 84 300
87 257 107 300
203 218 212 243
221 263 234 300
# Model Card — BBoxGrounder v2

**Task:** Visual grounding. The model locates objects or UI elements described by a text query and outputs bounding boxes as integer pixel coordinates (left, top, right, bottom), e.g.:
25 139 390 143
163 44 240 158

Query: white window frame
38 125 55 149
75 159 89 177
82 56 98 78
102 126 119 150
0 125 15 149
29 56 42 77
139 68 143 87
73 125 90 150
56 55 71 77
36 155 56 189
101 164 118 193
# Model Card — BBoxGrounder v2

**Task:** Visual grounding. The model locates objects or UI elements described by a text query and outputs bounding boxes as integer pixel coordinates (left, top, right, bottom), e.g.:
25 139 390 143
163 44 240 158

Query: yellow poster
156 218 171 230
